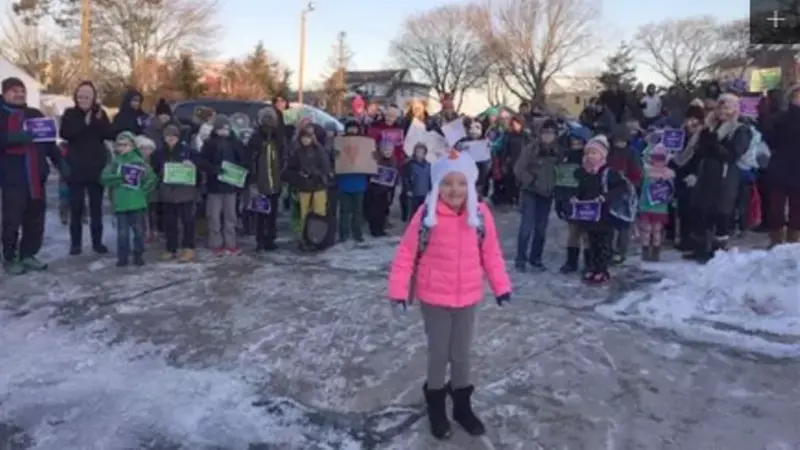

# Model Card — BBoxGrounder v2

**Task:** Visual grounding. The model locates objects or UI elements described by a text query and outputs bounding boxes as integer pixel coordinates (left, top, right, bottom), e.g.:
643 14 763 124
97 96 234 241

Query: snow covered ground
2 196 800 449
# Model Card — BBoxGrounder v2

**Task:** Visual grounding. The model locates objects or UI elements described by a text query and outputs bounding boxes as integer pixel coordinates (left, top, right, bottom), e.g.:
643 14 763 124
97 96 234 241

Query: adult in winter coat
598 83 627 123
247 106 286 252
111 89 149 136
59 81 114 255
669 105 706 252
763 85 800 246
0 77 63 274
685 94 751 262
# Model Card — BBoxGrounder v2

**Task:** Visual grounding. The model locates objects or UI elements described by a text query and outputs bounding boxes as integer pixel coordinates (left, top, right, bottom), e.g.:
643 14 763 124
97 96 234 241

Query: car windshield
173 101 268 126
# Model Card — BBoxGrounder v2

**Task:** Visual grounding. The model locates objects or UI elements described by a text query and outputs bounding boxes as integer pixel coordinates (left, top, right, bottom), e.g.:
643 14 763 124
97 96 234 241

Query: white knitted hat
424 150 480 228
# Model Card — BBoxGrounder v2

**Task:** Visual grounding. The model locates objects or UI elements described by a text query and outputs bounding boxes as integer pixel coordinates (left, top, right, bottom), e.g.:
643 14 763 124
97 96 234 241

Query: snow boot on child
559 247 579 273
448 384 486 436
423 383 451 440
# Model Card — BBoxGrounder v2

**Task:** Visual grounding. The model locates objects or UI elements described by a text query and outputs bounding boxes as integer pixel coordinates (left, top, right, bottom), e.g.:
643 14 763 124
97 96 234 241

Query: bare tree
472 0 601 105
708 18 751 78
0 15 55 81
390 3 490 111
323 31 354 115
634 16 724 87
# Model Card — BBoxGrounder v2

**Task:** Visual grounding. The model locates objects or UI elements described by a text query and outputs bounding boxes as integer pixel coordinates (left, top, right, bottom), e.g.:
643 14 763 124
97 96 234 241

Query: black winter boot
449 384 486 436
559 247 579 273
423 383 452 440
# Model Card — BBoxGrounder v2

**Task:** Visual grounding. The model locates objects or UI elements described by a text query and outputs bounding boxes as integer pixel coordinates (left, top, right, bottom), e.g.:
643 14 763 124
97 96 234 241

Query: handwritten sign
23 117 58 143
570 200 602 222
739 97 759 119
370 166 398 187
647 180 673 205
462 139 491 162
661 129 685 151
249 194 272 214
120 164 145 189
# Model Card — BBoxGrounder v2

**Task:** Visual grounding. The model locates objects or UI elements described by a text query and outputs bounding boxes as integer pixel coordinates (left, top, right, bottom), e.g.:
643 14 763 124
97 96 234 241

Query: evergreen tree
323 31 354 115
172 53 206 99
597 42 637 91
245 41 282 99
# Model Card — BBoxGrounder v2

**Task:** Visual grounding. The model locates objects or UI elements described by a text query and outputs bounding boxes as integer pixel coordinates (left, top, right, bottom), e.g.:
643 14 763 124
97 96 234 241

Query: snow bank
597 244 800 358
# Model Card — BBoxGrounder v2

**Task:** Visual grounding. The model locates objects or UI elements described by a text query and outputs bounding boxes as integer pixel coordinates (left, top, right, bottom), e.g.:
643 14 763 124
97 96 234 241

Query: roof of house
343 69 408 86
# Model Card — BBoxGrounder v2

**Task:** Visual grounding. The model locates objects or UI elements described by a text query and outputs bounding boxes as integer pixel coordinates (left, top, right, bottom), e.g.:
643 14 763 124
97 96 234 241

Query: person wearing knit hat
0 76 64 274
555 123 592 273
111 88 148 136
571 133 629 285
387 150 511 441
607 124 641 265
100 131 157 267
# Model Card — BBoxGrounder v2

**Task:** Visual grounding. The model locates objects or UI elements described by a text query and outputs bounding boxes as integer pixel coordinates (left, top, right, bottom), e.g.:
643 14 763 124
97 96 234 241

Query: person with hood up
365 138 398 237
282 124 333 248
100 132 157 267
684 94 751 262
336 119 369 242
668 105 705 252
606 124 642 264
572 135 628 284
639 83 662 128
0 77 64 274
59 80 113 255
493 115 530 205
111 88 149 136
401 142 432 219
513 119 562 271
247 106 287 253
555 125 592 273
150 121 211 262
201 115 247 256
763 85 800 246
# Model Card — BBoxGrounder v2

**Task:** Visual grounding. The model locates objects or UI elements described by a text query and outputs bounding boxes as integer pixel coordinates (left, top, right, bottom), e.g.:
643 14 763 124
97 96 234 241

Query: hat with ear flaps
424 150 480 229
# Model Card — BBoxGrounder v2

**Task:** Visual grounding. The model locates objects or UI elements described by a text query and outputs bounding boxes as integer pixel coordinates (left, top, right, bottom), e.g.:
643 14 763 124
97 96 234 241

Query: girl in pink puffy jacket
387 150 511 441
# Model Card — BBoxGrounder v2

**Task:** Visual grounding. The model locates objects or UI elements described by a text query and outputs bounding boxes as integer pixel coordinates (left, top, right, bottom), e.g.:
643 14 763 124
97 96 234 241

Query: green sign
163 162 196 186
555 163 579 188
217 161 248 188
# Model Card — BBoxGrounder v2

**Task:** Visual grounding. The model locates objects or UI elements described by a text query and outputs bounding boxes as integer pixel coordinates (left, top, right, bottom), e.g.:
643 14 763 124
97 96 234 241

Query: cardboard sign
249 194 272 214
647 180 673 205
570 199 602 222
120 164 145 189
334 136 378 174
217 161 248 188
163 162 196 185
739 97 759 118
661 129 685 151
24 117 58 143
370 165 398 187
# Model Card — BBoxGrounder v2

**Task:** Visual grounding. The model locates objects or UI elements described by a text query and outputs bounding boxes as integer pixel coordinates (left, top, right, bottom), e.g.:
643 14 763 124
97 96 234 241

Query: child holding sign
100 132 157 267
637 147 675 261
572 136 628 285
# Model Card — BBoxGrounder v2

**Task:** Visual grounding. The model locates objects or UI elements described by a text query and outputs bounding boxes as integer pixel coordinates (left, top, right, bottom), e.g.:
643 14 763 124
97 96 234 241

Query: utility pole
80 0 91 79
297 1 314 104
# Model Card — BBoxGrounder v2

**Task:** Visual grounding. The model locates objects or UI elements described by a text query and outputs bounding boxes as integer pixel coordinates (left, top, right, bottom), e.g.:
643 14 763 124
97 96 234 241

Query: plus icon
766 10 786 28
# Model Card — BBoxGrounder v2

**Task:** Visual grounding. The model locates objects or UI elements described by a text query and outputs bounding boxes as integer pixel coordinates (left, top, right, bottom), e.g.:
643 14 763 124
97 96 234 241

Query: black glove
496 292 511 306
390 299 407 312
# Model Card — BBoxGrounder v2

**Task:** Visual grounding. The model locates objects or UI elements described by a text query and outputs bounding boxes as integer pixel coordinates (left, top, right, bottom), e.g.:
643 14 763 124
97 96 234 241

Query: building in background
546 74 602 117
323 69 432 110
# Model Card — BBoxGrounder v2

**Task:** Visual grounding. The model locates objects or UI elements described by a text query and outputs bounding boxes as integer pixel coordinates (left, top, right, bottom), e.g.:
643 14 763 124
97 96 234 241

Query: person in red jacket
607 124 642 264
367 104 406 219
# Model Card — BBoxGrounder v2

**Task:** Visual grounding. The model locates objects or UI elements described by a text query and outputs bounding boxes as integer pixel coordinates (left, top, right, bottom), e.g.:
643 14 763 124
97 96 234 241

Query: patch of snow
0 309 360 450
597 244 800 358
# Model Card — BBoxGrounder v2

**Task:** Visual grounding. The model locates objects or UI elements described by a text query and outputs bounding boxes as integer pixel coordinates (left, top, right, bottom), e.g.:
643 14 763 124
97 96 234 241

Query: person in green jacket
100 131 158 267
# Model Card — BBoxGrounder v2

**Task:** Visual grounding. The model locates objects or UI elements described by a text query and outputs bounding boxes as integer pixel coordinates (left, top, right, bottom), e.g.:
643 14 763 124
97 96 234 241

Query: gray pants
614 226 631 256
206 193 237 248
421 303 476 390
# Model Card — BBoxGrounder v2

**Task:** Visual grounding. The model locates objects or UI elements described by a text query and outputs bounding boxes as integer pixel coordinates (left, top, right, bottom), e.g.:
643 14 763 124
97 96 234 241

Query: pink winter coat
387 202 511 308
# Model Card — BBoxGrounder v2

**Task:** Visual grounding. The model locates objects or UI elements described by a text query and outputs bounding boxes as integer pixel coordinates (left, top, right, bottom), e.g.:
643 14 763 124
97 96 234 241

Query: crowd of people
2 72 800 440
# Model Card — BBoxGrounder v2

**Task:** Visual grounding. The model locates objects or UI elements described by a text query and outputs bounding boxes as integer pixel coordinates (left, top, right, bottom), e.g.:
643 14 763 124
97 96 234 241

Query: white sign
462 139 491 162
441 118 466 147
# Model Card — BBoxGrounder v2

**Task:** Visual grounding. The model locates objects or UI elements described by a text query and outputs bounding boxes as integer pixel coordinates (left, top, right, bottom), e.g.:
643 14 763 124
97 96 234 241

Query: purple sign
647 180 673 205
570 199 602 222
120 164 145 189
24 117 57 143
370 166 398 187
248 194 271 214
739 97 759 118
661 129 685 151
730 78 747 93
